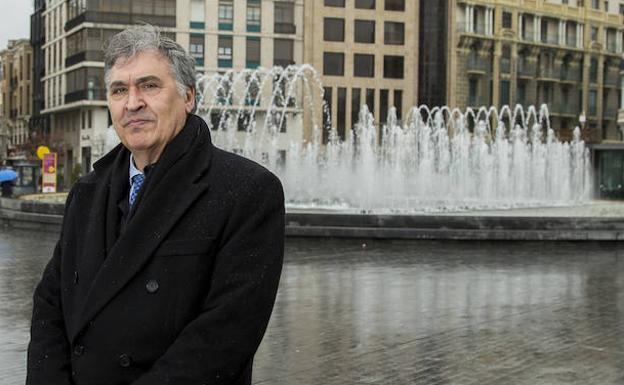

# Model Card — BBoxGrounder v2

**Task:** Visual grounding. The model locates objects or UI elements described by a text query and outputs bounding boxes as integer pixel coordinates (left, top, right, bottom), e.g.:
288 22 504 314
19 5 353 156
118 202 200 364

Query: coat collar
74 114 213 338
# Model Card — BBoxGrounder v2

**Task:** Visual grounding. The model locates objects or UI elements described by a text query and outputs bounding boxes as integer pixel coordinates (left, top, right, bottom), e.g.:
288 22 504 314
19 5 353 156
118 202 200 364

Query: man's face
107 50 195 159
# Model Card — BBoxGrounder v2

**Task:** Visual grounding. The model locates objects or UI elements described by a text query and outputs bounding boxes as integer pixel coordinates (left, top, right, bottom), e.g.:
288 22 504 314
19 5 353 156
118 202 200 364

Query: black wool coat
27 114 285 385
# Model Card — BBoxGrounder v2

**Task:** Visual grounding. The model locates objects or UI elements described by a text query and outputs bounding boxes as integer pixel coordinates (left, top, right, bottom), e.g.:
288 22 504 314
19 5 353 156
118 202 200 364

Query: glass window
383 55 404 79
274 39 294 66
337 87 346 140
502 11 512 29
354 54 375 77
218 35 233 63
323 87 333 143
324 18 345 42
384 0 404 11
247 4 261 27
384 22 404 45
355 20 375 43
366 88 375 114
352 88 361 129
355 0 375 9
190 34 204 65
275 2 295 33
246 37 261 65
393 89 402 120
324 0 345 6
323 52 344 76
380 89 388 123
218 1 234 24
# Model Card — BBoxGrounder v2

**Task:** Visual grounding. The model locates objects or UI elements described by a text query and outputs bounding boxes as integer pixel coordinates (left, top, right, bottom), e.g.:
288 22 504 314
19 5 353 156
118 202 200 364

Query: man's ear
185 87 196 113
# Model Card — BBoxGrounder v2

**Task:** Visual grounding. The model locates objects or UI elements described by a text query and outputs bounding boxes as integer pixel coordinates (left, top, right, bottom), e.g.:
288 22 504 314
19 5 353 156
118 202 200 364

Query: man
27 26 284 385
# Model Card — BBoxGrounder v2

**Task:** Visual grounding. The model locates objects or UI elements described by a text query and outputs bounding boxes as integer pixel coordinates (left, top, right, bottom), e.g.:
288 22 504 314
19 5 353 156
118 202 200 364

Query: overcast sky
0 1 34 50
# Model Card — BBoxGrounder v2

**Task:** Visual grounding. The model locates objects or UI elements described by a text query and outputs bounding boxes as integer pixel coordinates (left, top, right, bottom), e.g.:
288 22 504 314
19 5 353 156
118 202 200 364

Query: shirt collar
128 153 143 186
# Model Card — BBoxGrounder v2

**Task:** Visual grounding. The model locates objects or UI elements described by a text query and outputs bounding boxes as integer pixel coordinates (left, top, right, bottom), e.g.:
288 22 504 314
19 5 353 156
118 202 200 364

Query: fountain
194 65 592 214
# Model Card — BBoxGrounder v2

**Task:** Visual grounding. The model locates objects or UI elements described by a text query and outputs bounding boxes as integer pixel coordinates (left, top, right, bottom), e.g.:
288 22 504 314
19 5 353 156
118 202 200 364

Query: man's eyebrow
109 80 127 89
135 75 163 84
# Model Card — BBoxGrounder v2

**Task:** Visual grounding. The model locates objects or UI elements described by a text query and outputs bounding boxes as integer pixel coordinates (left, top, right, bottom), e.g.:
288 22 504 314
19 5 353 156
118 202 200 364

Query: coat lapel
75 116 214 338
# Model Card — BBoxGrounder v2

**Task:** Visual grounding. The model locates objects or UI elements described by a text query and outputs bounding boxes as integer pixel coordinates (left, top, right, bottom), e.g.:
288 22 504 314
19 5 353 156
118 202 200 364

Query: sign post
42 152 57 193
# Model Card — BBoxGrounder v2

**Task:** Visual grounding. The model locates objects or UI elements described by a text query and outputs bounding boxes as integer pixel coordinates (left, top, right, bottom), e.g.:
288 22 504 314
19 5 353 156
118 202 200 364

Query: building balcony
65 51 104 67
560 68 581 83
603 107 617 119
466 57 490 74
64 89 106 104
603 72 620 88
518 62 536 78
65 11 175 31
559 103 580 116
537 67 558 81
500 58 511 74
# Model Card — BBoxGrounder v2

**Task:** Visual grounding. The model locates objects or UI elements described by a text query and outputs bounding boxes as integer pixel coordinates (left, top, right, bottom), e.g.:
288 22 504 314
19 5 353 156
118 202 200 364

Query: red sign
42 152 57 193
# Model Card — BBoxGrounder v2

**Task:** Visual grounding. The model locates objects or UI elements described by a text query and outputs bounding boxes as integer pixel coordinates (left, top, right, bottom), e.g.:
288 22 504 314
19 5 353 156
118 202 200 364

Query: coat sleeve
26 191 75 385
132 170 285 385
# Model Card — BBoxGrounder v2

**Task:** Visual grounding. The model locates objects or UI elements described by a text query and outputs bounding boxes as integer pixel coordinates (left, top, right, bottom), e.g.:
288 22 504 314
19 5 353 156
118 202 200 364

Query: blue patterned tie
129 173 145 207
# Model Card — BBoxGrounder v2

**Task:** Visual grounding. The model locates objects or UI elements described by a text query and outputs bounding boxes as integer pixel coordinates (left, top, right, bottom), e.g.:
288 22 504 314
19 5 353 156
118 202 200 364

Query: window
324 0 345 6
591 0 599 9
274 39 294 67
247 4 261 32
589 89 597 115
385 0 405 11
591 26 598 41
217 35 233 67
354 54 375 77
246 37 261 68
275 2 296 34
384 21 404 45
218 1 234 30
354 20 375 43
324 18 345 42
337 88 346 140
355 0 375 9
394 89 402 120
502 11 512 29
620 4 624 15
352 88 361 129
323 52 344 76
366 88 375 113
469 78 479 106
323 87 332 143
190 34 204 66
500 80 510 106
383 55 404 79
380 89 388 123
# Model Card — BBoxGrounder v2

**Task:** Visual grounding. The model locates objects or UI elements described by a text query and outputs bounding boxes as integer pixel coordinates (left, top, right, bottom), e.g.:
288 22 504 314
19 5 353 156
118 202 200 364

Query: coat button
119 353 132 368
146 279 159 293
73 345 84 356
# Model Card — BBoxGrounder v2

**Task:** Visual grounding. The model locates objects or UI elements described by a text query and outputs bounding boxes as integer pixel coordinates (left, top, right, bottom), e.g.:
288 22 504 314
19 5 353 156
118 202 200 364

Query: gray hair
104 25 196 99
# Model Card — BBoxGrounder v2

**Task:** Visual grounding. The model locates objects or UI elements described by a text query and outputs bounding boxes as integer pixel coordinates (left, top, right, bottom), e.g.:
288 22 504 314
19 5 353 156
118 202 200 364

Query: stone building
0 39 33 154
422 0 624 143
305 0 416 142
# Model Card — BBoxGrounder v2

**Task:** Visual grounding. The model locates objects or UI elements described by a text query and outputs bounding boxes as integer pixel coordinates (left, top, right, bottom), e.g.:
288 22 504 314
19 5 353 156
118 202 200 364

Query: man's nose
126 87 145 111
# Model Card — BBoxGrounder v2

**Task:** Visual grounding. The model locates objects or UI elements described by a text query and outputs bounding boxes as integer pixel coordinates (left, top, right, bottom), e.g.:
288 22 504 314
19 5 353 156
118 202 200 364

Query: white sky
0 1 34 50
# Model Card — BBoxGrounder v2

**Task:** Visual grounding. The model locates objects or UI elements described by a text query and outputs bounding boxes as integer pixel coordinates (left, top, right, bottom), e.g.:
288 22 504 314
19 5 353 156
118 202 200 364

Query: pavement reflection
1 231 622 384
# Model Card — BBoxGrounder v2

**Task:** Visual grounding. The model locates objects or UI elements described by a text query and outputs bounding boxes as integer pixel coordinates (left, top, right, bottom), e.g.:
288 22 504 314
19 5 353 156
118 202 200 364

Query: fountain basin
3 196 622 241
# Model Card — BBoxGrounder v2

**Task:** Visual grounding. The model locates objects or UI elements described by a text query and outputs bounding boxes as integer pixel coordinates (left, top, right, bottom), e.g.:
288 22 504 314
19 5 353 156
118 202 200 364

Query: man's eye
142 83 158 90
111 88 127 95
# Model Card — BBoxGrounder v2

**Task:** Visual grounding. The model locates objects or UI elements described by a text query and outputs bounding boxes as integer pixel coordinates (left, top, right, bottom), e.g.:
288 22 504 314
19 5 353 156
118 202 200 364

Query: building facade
0 39 33 154
36 0 304 186
440 0 624 143
305 0 416 142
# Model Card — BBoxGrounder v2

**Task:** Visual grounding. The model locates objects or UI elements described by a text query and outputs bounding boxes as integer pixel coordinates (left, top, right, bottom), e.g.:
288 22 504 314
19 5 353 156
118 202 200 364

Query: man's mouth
125 119 152 128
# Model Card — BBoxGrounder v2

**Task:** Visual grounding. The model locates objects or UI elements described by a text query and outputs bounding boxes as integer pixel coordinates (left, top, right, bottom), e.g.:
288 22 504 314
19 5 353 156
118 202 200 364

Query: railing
603 71 620 87
64 89 106 104
540 33 559 45
560 103 579 115
561 68 581 82
467 57 490 73
517 61 536 77
537 66 557 79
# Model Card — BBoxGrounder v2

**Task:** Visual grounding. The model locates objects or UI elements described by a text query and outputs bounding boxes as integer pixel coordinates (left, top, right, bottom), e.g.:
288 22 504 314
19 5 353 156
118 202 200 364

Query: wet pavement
1 230 623 384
